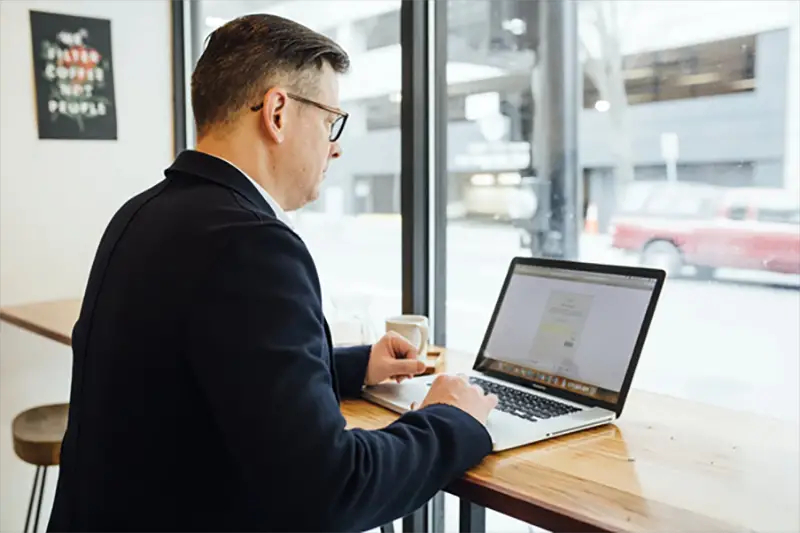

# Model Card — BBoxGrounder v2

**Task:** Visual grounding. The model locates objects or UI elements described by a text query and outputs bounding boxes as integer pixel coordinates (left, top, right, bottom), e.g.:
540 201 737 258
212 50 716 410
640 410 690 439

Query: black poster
29 10 117 140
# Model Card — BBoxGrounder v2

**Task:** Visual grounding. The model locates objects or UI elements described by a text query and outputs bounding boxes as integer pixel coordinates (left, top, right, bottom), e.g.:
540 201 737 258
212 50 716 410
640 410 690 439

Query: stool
12 403 69 533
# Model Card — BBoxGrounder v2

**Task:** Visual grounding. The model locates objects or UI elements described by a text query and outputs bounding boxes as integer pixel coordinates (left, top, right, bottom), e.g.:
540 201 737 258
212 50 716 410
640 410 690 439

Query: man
49 14 497 533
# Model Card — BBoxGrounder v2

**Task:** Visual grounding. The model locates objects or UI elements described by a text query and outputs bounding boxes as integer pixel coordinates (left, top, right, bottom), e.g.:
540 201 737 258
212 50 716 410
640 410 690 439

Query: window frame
173 1 444 337
170 1 188 156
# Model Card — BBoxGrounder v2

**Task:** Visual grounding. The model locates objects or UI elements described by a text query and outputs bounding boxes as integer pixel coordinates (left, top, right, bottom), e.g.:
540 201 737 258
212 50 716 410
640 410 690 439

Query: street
293 213 800 423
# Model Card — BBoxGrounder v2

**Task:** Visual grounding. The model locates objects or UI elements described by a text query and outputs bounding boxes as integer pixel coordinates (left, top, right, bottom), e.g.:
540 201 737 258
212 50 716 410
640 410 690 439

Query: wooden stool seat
12 403 68 467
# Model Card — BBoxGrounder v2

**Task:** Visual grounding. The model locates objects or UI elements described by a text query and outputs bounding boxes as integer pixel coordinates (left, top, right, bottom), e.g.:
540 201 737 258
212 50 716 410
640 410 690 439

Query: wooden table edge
1 299 795 532
448 476 614 533
0 308 73 346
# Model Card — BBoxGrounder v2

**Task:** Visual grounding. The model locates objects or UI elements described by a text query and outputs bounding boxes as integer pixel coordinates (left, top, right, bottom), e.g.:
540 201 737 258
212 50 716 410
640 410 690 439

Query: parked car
609 182 800 278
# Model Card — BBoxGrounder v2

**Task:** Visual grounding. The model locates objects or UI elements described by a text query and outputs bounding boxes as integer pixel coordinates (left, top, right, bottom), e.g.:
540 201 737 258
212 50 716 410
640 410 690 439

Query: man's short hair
191 14 350 138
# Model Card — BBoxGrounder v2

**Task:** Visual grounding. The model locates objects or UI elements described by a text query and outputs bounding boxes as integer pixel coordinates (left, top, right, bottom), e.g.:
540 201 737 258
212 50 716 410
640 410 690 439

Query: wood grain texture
0 298 78 346
12 403 69 467
3 299 799 532
347 353 800 533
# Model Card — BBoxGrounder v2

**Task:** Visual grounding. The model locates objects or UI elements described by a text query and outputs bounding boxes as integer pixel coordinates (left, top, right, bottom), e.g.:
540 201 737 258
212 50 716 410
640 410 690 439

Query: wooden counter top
3 298 798 532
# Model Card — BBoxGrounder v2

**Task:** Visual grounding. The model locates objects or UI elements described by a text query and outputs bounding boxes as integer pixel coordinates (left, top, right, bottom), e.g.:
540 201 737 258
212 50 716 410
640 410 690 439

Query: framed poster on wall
29 10 117 140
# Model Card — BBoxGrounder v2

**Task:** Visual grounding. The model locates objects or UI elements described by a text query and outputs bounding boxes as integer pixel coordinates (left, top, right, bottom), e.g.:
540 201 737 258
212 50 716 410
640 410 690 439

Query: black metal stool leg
32 466 48 533
380 522 396 533
24 466 41 533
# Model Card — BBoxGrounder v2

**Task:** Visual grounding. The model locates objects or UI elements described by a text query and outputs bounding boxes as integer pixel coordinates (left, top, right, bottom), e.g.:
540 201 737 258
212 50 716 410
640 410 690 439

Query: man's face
275 65 344 210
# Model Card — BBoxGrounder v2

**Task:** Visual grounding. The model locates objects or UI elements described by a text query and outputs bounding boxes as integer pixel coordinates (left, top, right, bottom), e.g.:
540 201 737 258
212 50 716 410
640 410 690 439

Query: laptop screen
475 263 658 406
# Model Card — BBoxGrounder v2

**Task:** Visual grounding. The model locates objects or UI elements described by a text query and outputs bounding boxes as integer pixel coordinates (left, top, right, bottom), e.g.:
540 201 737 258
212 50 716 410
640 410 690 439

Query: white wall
0 1 173 530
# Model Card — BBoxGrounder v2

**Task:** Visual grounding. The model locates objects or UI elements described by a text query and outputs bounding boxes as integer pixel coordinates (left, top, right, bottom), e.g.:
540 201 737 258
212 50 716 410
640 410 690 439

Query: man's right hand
412 374 498 425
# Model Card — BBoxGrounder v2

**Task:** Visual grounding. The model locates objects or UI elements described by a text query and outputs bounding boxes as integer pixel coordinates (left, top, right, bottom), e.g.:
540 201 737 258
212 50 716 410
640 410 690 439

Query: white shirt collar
213 155 294 228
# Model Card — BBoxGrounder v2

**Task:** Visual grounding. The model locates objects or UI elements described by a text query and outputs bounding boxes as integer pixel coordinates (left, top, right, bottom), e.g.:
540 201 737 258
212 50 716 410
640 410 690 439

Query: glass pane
444 0 800 421
189 0 403 345
444 3 799 526
579 1 800 423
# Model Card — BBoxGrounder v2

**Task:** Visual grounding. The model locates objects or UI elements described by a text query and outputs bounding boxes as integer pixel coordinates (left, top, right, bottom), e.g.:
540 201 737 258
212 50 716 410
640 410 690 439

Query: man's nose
329 142 342 159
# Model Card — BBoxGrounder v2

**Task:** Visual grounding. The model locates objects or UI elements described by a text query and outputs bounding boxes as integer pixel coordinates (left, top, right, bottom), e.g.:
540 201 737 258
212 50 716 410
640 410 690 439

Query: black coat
48 150 492 532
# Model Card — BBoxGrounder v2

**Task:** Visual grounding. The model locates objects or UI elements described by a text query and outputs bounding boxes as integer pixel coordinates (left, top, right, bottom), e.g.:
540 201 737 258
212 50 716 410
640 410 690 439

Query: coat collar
165 150 276 218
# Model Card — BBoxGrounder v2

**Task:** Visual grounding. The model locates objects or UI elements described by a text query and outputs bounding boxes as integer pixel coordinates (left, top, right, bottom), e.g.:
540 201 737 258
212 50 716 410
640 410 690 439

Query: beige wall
0 1 173 530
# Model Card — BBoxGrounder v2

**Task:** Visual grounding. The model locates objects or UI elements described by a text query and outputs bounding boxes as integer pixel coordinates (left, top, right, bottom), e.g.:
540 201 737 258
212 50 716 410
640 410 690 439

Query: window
648 185 721 218
726 206 749 221
616 182 719 218
442 0 799 456
618 182 659 213
178 1 800 530
441 6 798 524
365 94 467 132
188 0 403 346
583 34 758 108
354 10 400 51
365 97 401 131
757 208 800 224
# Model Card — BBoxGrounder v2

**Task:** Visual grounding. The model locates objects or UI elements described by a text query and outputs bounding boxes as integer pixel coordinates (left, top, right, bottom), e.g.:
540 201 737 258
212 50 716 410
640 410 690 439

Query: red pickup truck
609 182 800 279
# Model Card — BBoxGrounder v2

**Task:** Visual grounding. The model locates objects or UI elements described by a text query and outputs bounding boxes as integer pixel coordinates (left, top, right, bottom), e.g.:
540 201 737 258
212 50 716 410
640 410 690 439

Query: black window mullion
400 0 431 318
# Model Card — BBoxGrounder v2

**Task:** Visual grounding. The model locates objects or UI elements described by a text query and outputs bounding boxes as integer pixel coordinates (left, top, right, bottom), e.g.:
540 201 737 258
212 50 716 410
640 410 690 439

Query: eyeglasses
251 92 348 143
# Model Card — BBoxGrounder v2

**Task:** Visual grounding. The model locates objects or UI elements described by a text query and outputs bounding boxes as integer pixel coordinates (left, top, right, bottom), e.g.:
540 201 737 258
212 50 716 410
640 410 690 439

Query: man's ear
259 87 289 144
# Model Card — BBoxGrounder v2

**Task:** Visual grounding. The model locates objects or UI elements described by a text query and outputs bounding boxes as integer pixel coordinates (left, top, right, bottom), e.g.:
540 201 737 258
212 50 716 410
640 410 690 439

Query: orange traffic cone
584 203 598 234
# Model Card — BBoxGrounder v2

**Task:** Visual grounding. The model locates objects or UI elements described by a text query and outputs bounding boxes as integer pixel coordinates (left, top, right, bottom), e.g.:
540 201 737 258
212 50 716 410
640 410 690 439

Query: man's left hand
365 331 427 386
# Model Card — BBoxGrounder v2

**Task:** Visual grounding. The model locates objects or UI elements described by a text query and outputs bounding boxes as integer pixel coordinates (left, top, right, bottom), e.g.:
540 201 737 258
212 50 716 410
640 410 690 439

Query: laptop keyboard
469 377 580 422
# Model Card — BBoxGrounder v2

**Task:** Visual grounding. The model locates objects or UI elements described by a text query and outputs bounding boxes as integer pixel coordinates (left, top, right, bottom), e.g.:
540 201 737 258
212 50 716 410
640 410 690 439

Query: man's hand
365 331 427 386
412 374 498 425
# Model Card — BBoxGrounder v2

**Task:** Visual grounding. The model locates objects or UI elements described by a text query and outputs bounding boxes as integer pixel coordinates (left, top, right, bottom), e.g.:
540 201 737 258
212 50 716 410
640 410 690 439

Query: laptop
362 257 666 452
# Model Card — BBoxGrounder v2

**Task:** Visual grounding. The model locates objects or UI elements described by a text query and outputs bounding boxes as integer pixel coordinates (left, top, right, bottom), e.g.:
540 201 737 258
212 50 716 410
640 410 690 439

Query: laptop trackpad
366 381 428 411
